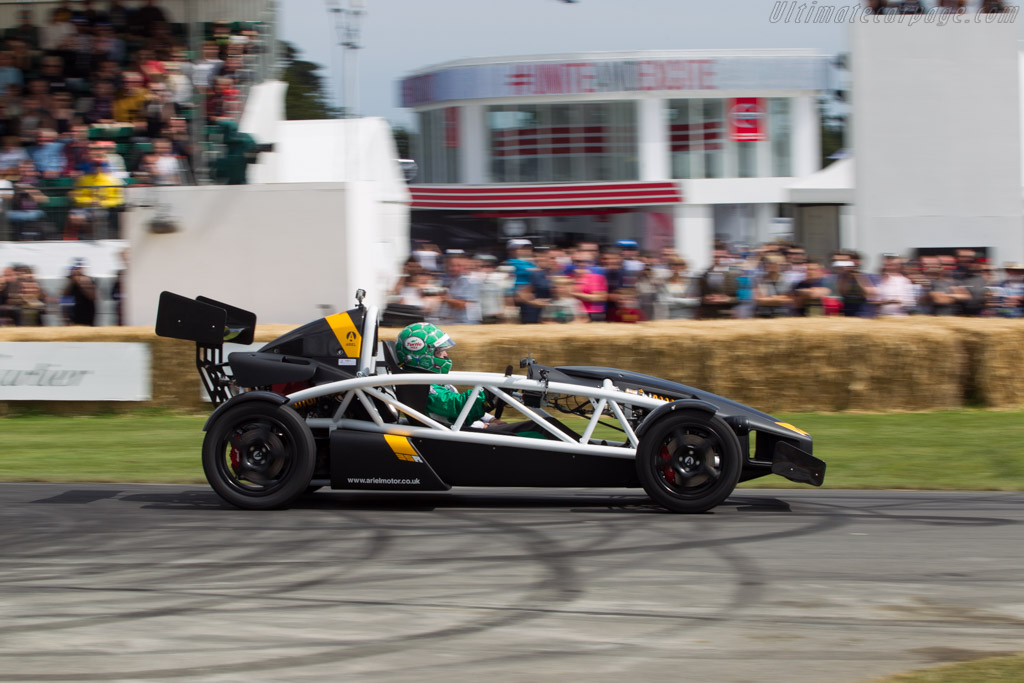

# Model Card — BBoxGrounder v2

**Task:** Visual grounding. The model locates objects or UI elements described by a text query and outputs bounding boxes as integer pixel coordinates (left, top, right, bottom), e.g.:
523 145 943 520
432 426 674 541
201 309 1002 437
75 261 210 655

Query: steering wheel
484 388 505 421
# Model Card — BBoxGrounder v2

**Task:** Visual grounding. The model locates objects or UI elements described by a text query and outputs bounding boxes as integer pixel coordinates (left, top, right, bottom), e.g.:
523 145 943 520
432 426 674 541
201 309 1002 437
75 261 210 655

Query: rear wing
155 291 256 347
155 291 257 406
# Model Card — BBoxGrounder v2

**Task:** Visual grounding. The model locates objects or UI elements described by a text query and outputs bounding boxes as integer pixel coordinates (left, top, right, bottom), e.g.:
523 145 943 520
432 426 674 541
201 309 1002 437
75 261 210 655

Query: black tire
202 401 316 510
636 409 742 513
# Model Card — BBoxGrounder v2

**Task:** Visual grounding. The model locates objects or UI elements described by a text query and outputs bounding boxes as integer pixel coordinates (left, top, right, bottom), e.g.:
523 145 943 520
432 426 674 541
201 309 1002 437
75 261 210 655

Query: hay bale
2 318 1021 414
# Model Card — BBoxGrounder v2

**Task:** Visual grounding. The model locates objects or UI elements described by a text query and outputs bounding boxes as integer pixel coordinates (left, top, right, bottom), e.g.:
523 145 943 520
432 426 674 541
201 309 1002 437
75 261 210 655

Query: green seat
43 177 74 189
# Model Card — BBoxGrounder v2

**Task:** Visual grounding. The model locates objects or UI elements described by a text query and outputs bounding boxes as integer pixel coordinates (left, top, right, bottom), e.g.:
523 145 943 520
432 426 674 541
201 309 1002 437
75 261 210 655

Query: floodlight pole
331 0 364 118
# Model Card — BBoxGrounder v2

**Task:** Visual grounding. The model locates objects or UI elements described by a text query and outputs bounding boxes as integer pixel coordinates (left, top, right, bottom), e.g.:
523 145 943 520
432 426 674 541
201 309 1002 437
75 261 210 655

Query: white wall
124 183 406 326
853 20 1024 267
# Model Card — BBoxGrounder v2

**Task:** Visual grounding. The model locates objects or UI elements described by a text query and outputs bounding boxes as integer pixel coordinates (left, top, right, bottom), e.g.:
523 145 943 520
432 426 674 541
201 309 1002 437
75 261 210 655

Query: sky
277 0 856 128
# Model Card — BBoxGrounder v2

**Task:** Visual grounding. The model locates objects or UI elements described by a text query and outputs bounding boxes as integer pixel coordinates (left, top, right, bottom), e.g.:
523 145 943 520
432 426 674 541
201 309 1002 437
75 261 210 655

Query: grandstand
0 0 278 235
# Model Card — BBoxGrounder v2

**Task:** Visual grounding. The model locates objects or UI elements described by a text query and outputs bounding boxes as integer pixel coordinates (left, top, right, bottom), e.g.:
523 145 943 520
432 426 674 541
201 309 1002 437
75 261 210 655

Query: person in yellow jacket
65 146 124 240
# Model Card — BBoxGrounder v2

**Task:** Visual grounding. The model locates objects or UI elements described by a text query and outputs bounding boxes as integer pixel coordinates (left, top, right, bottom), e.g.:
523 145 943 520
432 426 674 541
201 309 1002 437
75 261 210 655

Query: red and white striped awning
409 181 683 210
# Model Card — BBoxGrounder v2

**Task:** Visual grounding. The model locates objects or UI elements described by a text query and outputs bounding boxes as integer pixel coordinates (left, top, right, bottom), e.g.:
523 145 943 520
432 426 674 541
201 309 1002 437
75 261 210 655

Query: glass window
487 102 638 183
701 99 725 179
667 99 698 179
738 140 757 178
417 109 459 183
770 98 792 177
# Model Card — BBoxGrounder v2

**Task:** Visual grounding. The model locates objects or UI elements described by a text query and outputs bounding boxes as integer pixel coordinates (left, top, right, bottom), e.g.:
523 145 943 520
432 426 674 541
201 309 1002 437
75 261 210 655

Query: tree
819 96 846 167
392 125 410 158
279 41 342 120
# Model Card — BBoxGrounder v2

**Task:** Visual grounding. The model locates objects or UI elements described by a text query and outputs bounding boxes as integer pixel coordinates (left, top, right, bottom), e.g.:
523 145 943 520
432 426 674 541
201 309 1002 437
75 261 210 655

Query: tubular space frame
293 371 668 460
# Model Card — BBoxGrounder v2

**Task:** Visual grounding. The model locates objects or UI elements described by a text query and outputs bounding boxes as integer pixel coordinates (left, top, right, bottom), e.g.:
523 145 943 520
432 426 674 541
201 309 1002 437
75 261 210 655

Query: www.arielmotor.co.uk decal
383 435 425 463
325 312 362 358
624 387 673 402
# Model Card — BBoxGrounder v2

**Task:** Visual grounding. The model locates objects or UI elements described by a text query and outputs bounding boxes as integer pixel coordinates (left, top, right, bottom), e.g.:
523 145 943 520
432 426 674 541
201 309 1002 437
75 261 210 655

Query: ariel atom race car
155 290 825 513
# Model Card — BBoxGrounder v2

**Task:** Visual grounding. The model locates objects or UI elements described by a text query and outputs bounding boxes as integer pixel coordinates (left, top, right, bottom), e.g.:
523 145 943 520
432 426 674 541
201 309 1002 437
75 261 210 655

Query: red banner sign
444 107 459 148
728 98 766 142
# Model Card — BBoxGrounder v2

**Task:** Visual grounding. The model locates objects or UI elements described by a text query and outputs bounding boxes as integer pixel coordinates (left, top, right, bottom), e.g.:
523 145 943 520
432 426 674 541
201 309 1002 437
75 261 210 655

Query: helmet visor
433 333 455 356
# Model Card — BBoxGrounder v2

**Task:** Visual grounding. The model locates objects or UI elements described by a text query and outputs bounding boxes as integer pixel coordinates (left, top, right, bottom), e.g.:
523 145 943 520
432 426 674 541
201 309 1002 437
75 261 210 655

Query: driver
395 322 499 428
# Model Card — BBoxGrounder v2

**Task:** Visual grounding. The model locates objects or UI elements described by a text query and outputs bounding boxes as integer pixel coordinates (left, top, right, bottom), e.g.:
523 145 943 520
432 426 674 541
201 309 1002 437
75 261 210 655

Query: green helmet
395 322 455 374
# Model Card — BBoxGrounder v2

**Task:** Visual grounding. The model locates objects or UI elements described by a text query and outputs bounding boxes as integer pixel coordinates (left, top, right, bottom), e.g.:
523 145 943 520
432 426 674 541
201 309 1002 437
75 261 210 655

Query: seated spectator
41 9 76 52
206 75 241 123
87 80 118 124
66 146 125 240
92 22 126 65
63 124 93 176
151 138 184 184
51 92 79 135
143 80 176 138
10 277 47 326
997 263 1024 317
164 116 194 174
165 53 194 113
938 0 967 11
113 71 152 131
874 255 916 317
0 265 19 325
542 276 588 323
39 55 71 96
30 129 67 179
0 136 30 179
192 41 224 94
980 0 1009 12
865 0 889 14
791 262 831 316
63 258 97 325
895 0 924 13
107 0 132 35
10 9 42 50
8 159 51 240
95 140 129 181
131 0 169 38
19 96 57 145
0 52 24 94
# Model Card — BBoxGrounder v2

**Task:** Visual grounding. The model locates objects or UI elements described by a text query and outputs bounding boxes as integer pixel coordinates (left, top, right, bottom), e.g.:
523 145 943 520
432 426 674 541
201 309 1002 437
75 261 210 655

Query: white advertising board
0 343 151 401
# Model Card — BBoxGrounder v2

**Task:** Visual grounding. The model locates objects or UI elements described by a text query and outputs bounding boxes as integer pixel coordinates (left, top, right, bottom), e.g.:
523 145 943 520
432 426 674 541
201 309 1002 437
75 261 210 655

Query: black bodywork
156 291 825 511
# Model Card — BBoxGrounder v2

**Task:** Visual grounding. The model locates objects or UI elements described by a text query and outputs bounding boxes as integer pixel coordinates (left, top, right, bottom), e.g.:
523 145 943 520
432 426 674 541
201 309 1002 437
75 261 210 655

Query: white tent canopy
788 158 854 205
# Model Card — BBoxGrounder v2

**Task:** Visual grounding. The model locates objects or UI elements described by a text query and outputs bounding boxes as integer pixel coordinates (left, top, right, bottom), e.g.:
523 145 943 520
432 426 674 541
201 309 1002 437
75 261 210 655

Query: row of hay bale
1 318 1021 414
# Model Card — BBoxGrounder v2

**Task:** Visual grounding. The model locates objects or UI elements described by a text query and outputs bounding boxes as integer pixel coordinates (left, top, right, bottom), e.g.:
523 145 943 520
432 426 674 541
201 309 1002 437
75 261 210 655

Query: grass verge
869 654 1024 682
1 408 1023 488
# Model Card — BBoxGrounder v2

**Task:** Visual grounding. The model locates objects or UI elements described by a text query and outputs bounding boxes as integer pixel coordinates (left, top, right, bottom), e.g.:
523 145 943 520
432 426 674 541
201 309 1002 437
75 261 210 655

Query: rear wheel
636 410 742 513
202 401 315 510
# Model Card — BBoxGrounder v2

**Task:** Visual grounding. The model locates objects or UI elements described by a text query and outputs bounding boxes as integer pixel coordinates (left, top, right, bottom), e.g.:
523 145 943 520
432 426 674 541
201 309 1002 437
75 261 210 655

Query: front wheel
202 401 316 510
636 410 742 513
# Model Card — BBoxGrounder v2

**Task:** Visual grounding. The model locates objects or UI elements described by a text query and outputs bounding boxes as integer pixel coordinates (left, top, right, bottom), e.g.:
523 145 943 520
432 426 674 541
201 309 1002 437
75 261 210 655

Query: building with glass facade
401 50 829 267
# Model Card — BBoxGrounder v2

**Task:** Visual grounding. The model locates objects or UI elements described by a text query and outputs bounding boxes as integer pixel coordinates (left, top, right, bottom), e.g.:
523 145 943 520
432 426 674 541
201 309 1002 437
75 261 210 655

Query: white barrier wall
124 182 407 326
852 19 1024 267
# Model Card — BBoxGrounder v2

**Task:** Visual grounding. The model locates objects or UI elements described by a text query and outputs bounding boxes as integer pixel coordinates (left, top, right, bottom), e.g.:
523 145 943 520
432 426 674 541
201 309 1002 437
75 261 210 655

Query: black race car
156 290 825 513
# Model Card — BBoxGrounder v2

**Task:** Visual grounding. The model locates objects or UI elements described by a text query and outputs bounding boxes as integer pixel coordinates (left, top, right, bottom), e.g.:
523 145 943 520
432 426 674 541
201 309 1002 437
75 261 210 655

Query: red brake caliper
660 445 675 484
229 434 242 475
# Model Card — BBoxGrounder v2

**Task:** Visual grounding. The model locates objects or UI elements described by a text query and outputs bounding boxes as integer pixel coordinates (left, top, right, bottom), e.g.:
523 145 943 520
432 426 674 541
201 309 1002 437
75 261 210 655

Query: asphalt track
1 484 1022 683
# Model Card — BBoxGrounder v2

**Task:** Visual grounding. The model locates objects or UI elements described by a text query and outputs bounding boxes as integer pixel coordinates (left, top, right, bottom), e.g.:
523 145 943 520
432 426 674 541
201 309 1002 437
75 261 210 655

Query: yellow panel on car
325 312 361 358
384 435 421 462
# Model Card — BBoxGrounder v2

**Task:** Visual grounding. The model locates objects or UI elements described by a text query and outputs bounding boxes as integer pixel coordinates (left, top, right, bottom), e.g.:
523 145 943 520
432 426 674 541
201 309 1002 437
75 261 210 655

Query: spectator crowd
863 0 1014 13
386 239 1024 326
0 0 262 240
